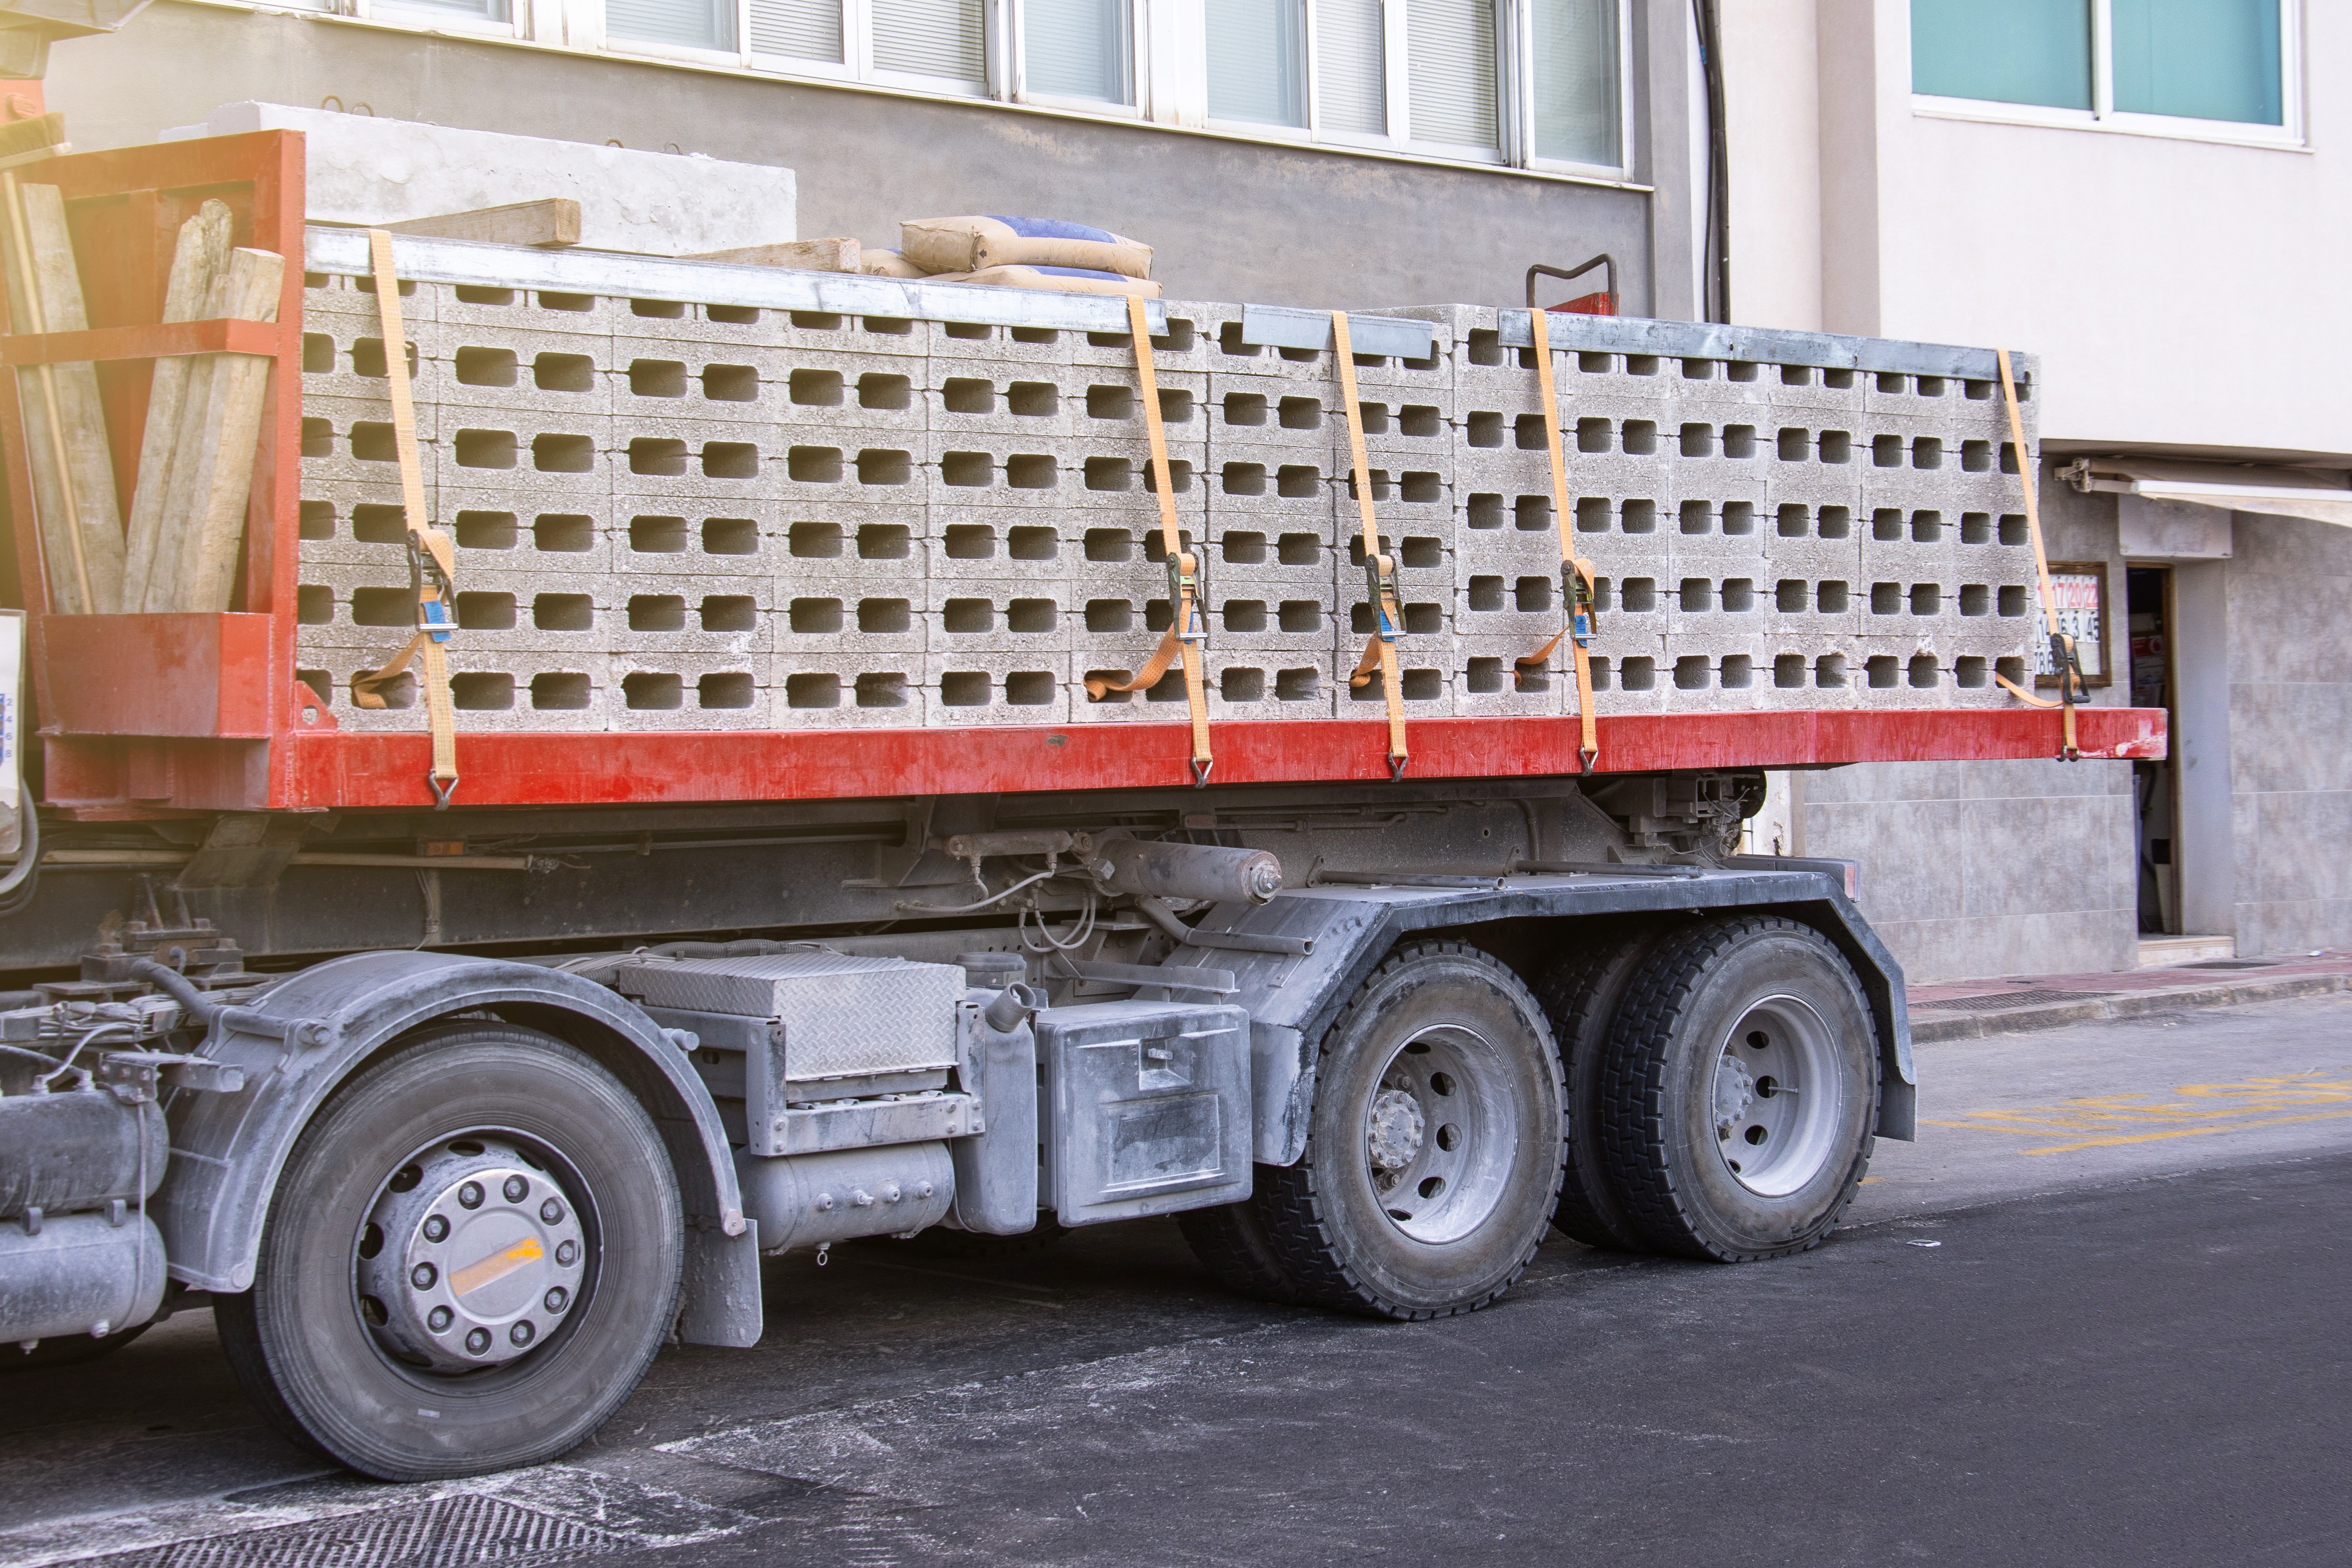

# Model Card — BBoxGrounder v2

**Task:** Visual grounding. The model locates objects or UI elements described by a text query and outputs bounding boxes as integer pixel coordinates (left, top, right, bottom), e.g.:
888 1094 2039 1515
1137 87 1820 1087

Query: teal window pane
1911 0 2093 109
2113 0 2282 124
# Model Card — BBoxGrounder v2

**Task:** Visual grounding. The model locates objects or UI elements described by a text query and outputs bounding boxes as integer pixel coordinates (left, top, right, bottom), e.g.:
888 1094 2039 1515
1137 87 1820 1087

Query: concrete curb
1909 972 2352 1044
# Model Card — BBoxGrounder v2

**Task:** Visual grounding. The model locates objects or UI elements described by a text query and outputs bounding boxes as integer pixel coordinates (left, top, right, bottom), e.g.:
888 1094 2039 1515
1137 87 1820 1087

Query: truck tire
1176 1186 1308 1304
215 1023 682 1481
1536 922 1671 1253
1597 916 1877 1261
1248 942 1565 1320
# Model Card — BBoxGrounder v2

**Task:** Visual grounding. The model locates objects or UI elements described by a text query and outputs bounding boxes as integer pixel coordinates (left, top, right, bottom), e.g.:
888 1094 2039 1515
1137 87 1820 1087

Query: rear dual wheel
1183 942 1564 1319
1595 916 1879 1260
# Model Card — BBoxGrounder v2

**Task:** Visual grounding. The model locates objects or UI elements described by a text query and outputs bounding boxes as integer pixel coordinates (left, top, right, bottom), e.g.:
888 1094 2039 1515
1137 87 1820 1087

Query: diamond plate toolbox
612 951 961 1081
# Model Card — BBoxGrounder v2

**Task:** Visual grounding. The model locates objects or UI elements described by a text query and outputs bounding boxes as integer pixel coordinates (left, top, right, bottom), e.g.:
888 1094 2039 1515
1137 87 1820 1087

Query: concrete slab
166 104 796 257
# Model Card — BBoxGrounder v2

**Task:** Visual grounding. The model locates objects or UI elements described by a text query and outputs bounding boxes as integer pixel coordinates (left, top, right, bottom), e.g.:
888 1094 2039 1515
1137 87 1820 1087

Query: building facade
1724 0 2350 979
49 0 1706 317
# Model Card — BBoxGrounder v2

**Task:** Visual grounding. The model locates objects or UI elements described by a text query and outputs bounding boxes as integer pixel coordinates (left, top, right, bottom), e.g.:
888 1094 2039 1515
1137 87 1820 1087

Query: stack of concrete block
291 269 2041 736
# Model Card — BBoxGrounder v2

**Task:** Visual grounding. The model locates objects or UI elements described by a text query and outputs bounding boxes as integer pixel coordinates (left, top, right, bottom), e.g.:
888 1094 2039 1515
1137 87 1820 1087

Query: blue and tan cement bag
899 216 1153 279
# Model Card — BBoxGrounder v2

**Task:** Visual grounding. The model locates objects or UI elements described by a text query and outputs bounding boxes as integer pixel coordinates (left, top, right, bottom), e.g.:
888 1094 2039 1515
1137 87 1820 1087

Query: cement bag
859 248 926 278
899 216 1152 279
947 265 1162 299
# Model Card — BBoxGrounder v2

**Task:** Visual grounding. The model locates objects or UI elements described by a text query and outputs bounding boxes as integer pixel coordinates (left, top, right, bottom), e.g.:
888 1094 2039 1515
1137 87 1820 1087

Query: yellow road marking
2010 1110 2352 1155
449 1234 544 1297
1925 1072 2352 1156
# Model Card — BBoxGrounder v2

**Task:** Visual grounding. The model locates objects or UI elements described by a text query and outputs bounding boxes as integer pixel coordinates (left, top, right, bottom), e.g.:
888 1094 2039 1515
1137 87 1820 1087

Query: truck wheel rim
352 1132 591 1375
1711 996 1845 1198
1362 1024 1519 1245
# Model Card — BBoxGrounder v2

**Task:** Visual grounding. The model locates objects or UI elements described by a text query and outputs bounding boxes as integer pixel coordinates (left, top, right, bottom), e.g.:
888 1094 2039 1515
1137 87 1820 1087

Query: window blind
749 0 844 62
380 0 510 22
1532 0 1617 165
1910 0 2093 110
873 0 988 83
1206 0 1307 127
606 0 734 49
1026 0 1132 104
1316 0 1387 135
1405 0 1496 149
2111 0 2281 125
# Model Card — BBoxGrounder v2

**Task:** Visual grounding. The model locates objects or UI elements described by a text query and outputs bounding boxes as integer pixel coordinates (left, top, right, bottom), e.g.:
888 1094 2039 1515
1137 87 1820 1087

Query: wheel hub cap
1366 1089 1427 1171
1712 996 1848 1199
1361 1027 1518 1246
355 1135 586 1373
1712 1054 1756 1136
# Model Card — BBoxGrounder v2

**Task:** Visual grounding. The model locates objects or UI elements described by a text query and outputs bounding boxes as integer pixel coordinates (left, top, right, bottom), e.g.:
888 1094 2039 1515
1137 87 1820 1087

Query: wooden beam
2 178 126 614
383 198 582 248
687 237 863 273
120 199 231 616
159 246 284 614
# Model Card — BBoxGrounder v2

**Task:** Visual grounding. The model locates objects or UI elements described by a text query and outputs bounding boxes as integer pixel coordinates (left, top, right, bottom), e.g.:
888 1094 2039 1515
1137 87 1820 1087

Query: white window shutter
1205 0 1307 126
1025 0 1133 104
1532 0 1618 164
873 0 988 83
606 0 734 48
1316 0 1388 134
750 0 844 61
1405 0 1496 149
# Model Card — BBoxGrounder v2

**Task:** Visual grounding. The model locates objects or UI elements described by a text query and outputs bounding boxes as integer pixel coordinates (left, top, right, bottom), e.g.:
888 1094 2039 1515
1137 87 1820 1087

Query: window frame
1009 0 1145 117
1909 0 2306 151
1195 0 1632 178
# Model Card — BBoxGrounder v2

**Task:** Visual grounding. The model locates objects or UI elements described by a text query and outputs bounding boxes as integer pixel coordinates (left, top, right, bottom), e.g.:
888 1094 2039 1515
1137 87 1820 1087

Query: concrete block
425 412 609 498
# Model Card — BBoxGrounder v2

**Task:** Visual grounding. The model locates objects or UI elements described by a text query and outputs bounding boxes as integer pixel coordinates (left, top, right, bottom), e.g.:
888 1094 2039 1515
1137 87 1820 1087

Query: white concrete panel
176 103 796 257
1717 0 1821 331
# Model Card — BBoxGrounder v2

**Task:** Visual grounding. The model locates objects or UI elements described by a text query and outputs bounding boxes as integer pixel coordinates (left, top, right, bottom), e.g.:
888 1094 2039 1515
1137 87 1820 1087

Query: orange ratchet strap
1512 307 1601 770
348 228 461 807
1084 295 1213 785
1334 311 1409 780
1989 346 2085 760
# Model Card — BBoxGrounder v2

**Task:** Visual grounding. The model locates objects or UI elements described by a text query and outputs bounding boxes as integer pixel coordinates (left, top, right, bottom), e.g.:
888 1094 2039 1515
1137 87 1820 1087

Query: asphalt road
5 993 2349 1568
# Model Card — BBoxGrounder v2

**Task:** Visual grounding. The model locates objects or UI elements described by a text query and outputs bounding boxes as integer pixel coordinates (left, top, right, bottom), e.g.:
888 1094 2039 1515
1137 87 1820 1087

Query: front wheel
216 1023 683 1480
1598 917 1878 1261
1243 942 1565 1319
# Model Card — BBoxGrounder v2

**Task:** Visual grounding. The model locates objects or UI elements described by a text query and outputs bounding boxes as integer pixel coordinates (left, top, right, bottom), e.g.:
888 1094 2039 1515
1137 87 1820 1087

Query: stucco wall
2221 513 2352 955
46 0 1656 317
1733 0 2352 460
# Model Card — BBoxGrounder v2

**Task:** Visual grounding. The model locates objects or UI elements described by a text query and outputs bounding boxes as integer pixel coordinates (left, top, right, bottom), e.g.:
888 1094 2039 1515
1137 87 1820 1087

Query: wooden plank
0 112 65 164
119 199 231 617
687 237 863 273
383 198 581 248
0 315 276 366
3 178 126 614
157 246 283 614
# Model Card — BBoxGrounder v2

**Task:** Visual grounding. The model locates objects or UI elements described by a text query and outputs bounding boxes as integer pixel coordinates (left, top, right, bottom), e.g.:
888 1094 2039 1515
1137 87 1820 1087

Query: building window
1022 0 1133 106
2110 0 2282 125
741 0 988 89
1315 0 1389 135
1530 0 1621 165
609 0 735 51
1205 0 1308 130
1911 0 2286 129
1200 0 1627 170
378 0 511 22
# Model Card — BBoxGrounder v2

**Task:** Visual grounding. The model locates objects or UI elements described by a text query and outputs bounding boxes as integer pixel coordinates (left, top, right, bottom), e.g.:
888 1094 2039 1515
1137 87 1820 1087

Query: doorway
2127 566 2177 934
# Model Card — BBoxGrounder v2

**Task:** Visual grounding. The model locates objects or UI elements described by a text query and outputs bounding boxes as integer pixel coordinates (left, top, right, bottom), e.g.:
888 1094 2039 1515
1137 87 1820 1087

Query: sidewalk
1905 951 2352 1043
